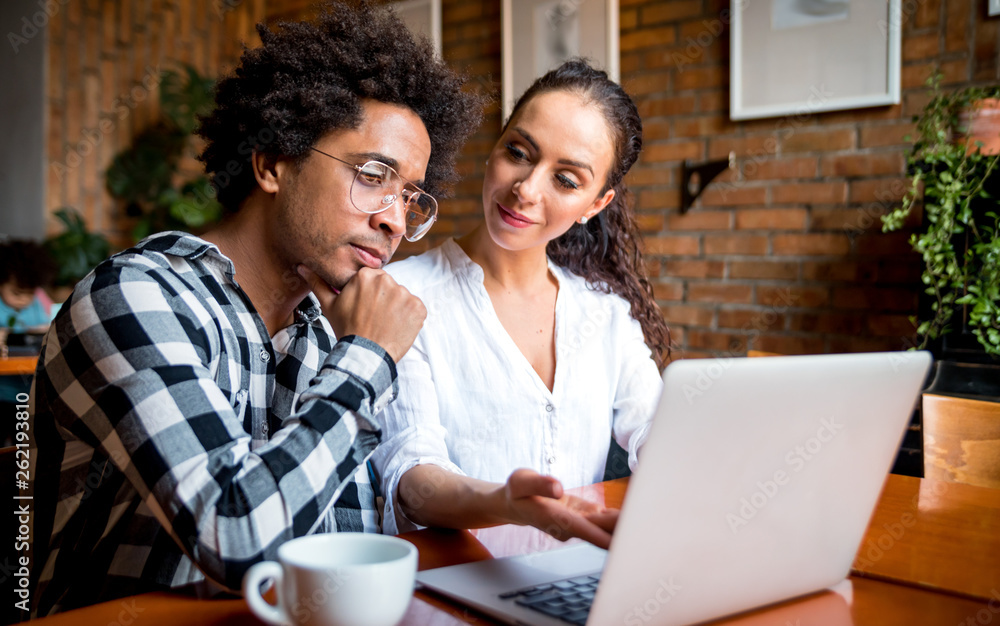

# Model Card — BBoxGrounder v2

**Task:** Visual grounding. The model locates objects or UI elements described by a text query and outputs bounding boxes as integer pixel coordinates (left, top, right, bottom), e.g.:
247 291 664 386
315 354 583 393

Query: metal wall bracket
680 151 735 214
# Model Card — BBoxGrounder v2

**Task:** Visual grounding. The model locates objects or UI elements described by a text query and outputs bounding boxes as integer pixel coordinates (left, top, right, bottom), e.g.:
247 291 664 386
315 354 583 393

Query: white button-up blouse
372 239 663 534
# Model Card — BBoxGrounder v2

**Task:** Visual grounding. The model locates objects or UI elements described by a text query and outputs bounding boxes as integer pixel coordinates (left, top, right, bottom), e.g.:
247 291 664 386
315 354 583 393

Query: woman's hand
502 468 619 549
395 465 618 547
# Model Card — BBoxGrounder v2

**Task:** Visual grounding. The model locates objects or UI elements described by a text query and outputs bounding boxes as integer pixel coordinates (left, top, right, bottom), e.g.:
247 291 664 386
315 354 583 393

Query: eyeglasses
310 147 438 242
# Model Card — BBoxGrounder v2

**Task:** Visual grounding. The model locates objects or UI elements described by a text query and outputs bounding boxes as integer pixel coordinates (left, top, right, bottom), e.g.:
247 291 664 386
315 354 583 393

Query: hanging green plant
42 208 111 287
159 64 217 135
882 73 1000 356
105 64 222 242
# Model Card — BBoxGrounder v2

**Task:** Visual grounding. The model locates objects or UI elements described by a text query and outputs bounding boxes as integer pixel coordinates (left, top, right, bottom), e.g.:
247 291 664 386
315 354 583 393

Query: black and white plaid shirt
29 232 395 616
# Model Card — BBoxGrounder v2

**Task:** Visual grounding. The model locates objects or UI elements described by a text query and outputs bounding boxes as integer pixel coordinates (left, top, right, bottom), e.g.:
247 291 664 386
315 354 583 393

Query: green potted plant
105 64 222 241
42 207 112 299
882 74 1000 361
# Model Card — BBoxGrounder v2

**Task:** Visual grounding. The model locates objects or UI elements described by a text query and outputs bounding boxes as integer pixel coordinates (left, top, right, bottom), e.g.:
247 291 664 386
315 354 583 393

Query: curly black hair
0 239 57 289
506 60 672 368
198 0 483 212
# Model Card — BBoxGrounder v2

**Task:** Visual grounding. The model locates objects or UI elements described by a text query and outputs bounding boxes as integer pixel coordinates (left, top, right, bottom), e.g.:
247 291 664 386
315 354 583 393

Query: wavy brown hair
504 60 671 368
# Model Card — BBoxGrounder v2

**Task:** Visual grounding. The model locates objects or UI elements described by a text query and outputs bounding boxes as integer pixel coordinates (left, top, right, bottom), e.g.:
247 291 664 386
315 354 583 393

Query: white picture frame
501 0 619 124
730 0 901 121
990 0 1000 17
393 0 442 58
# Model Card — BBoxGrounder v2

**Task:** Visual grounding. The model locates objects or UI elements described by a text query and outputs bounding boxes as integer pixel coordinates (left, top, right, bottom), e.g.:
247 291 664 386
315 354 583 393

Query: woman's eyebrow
512 127 594 176
558 157 593 176
511 127 539 152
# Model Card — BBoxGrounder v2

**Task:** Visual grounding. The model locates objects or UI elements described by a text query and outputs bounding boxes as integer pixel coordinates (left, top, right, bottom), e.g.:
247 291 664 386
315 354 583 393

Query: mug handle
243 561 289 626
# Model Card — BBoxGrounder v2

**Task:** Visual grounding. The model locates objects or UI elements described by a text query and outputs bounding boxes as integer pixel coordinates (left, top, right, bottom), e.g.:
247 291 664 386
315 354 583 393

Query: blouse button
547 455 556 464
545 404 554 412
259 348 270 362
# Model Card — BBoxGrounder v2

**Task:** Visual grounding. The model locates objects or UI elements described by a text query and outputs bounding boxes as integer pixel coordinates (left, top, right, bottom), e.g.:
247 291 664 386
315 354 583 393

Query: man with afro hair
28 0 481 615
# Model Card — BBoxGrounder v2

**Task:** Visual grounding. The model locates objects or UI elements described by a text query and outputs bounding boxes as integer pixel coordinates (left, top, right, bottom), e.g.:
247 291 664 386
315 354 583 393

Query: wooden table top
24 573 994 626
851 473 1000 600
26 474 1000 626
0 355 38 376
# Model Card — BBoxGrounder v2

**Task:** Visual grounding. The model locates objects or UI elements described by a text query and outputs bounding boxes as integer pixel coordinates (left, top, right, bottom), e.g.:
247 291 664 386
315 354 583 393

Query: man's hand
503 469 619 549
296 265 426 363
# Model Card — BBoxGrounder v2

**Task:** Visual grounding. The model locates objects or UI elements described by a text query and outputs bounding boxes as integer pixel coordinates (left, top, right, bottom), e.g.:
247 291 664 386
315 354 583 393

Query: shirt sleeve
43 260 397 592
609 302 663 472
370 335 466 535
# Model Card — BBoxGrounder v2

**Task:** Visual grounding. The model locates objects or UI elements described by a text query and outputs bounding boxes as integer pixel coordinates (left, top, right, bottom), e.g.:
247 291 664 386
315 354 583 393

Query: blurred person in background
0 238 58 332
0 238 58 446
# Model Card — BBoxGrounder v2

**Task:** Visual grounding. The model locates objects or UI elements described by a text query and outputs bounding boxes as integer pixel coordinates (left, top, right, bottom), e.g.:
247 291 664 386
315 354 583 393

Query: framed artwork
501 0 619 123
393 0 442 57
991 0 1000 17
731 0 902 121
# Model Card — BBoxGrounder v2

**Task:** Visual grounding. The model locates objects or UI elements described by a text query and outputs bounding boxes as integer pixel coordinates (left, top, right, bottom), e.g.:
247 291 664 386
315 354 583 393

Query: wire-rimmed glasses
310 147 438 242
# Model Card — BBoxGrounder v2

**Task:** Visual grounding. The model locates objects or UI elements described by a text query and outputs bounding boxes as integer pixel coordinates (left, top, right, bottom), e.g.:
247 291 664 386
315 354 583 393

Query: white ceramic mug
243 533 418 626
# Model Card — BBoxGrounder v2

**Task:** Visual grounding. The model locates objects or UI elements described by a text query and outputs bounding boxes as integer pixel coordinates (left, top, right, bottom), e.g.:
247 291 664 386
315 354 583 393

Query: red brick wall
71 0 993 359
613 0 998 357
399 0 998 359
46 0 265 248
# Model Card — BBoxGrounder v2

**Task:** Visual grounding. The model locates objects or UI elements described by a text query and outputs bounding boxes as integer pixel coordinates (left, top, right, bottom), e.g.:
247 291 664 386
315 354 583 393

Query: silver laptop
415 351 932 625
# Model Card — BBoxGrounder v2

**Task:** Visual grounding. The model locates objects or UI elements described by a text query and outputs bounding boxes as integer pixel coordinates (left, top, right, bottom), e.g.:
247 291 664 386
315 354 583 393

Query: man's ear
251 150 282 194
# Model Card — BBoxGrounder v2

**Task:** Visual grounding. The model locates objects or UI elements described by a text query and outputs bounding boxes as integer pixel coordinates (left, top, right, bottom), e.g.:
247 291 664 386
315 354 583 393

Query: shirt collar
135 231 236 277
136 231 322 324
439 237 567 288
295 293 323 323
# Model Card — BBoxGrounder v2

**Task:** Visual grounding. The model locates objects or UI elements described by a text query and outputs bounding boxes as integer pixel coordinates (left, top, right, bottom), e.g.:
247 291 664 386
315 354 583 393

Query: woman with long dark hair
372 59 670 547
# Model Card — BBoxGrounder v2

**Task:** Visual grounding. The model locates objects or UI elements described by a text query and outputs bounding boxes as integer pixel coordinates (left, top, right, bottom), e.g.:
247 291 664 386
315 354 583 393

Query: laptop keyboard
498 573 601 625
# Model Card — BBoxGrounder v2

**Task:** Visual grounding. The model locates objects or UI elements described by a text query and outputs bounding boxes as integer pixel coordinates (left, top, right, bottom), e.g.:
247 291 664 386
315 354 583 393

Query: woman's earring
578 216 589 225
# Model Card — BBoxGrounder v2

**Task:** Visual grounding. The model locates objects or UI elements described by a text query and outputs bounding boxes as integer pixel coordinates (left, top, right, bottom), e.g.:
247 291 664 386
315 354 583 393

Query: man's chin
307 264 349 295
328 274 351 294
